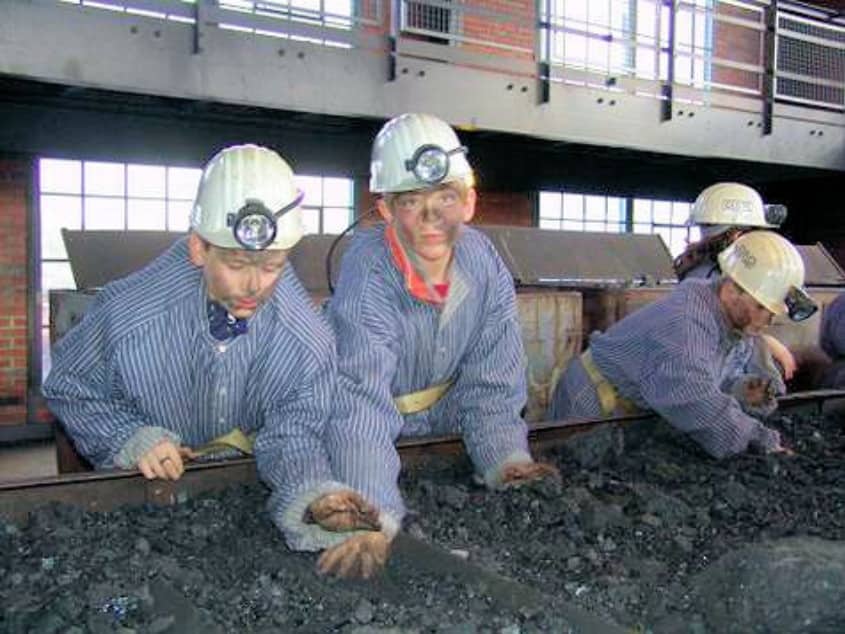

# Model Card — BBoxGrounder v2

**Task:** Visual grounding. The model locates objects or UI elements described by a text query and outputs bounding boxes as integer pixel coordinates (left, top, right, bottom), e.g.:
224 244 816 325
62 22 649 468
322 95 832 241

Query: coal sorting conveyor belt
2 389 844 633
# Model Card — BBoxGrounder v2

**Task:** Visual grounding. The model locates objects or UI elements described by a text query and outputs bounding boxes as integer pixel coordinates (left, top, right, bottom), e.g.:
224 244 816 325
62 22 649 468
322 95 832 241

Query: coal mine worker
548 230 817 458
318 113 559 578
43 144 381 553
673 181 797 386
819 292 845 388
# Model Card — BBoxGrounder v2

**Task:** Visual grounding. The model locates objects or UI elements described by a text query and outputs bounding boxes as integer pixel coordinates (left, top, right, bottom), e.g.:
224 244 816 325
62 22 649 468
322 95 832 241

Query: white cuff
378 510 402 541
480 450 534 489
114 426 181 469
276 481 403 551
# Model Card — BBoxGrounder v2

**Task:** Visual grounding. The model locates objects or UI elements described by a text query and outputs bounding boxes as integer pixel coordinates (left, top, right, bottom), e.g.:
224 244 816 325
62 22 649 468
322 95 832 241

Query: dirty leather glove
317 532 391 579
500 461 561 488
305 491 381 532
731 375 778 419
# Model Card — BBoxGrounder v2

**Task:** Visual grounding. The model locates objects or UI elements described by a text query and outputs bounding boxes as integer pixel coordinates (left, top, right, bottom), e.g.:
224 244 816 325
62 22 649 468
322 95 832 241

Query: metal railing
56 0 383 47
539 0 768 98
45 0 845 109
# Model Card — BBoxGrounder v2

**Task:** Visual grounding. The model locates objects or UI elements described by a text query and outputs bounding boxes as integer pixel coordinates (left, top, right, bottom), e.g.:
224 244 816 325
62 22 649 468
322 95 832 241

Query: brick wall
711 3 765 93
0 158 30 426
461 0 535 60
471 190 532 226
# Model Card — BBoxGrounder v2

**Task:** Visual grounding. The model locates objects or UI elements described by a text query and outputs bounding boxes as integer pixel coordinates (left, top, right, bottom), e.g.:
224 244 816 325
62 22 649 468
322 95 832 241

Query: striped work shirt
42 237 346 550
584 278 781 457
684 260 785 395
325 224 531 522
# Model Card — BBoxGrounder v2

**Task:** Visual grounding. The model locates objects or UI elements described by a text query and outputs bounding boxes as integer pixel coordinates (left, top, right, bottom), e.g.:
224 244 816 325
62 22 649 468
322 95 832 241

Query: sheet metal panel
63 229 184 289
796 243 845 286
476 226 677 286
63 228 678 292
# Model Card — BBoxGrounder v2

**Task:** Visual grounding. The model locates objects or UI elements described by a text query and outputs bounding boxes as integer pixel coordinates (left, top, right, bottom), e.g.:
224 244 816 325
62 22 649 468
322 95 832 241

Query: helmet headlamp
784 286 817 322
404 144 468 186
228 190 304 251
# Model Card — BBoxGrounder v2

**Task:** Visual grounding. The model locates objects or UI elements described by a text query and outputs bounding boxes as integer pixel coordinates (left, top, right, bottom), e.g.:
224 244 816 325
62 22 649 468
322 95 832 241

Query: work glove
731 375 778 419
305 491 381 532
317 532 391 579
500 461 561 488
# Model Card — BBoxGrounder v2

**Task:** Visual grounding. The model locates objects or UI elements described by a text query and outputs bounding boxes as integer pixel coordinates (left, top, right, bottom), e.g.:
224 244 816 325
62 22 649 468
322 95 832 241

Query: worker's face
721 279 774 335
378 184 476 267
188 234 287 319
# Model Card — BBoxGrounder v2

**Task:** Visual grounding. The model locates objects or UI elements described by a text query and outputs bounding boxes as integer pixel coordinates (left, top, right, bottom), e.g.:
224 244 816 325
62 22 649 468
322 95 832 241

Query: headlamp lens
234 206 276 250
405 144 467 186
414 147 448 183
785 286 817 322
764 204 788 227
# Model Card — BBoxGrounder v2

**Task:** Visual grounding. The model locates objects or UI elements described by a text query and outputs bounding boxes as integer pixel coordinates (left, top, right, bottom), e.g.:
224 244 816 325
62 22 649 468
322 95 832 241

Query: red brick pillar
0 158 30 426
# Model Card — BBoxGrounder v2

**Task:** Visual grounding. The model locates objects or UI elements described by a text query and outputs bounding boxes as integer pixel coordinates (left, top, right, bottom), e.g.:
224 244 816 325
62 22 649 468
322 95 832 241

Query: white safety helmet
370 113 474 194
190 144 304 251
718 231 817 321
688 182 781 230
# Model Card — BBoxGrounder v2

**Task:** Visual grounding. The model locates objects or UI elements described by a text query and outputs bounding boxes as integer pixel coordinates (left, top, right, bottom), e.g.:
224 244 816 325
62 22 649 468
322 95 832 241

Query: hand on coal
731 375 778 419
305 491 381 532
137 440 187 481
769 441 796 456
742 376 774 406
316 532 391 579
500 461 560 488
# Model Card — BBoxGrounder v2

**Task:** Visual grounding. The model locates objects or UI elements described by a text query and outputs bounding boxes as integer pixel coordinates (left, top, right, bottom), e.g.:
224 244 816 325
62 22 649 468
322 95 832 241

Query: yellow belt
394 380 453 415
580 350 639 417
194 381 452 456
193 428 255 458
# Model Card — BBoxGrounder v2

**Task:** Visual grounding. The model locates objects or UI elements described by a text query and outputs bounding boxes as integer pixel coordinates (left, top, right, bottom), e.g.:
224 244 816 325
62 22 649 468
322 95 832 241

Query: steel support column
661 0 676 122
763 0 778 135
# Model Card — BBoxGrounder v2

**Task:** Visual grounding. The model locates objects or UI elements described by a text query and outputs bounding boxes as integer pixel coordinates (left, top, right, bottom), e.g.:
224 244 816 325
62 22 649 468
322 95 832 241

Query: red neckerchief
385 224 448 306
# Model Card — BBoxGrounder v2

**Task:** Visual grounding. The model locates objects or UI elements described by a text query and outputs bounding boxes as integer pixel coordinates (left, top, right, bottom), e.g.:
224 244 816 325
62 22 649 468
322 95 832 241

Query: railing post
763 0 778 135
388 0 400 81
537 0 551 104
660 0 676 122
194 0 210 55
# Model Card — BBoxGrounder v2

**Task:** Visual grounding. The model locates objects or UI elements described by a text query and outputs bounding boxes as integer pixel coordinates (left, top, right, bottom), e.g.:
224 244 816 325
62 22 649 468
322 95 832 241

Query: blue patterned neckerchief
207 300 248 341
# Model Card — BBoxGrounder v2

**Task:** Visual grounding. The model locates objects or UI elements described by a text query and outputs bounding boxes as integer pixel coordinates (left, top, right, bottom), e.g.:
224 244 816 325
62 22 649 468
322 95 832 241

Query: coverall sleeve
41 303 173 469
258 346 365 551
451 260 531 486
325 271 406 532
639 311 781 458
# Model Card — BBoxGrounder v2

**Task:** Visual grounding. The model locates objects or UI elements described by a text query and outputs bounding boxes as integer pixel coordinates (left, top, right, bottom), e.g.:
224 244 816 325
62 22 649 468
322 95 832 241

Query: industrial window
295 175 355 235
37 158 354 377
38 158 203 378
632 198 700 258
538 191 701 258
538 192 626 233
545 0 711 86
56 0 356 46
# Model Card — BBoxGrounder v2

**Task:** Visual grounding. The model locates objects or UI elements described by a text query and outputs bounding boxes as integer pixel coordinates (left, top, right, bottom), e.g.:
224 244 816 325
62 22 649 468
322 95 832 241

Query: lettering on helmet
721 198 753 217
734 243 757 268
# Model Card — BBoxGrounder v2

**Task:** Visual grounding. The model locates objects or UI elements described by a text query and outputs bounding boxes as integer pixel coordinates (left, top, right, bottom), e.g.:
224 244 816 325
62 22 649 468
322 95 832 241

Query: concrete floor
0 441 58 481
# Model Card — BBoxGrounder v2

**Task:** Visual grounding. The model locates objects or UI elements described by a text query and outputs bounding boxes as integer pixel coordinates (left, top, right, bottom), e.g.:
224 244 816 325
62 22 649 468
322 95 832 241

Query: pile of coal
2 485 576 633
402 412 845 633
